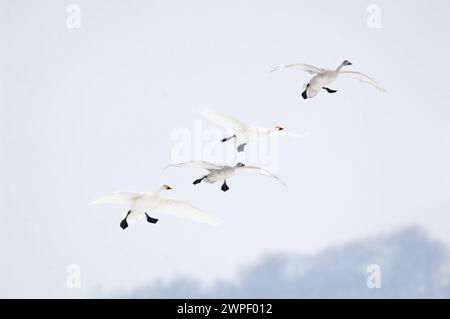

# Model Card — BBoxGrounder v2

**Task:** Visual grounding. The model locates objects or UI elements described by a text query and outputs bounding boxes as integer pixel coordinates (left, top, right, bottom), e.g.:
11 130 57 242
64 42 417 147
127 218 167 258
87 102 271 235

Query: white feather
199 108 249 130
154 198 221 226
92 191 143 204
165 161 224 171
239 166 287 186
270 63 326 74
339 71 386 92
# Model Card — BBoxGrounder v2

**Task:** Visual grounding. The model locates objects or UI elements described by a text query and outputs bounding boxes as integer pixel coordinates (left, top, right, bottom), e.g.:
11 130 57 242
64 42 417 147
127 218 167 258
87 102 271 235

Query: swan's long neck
260 127 275 135
336 62 346 72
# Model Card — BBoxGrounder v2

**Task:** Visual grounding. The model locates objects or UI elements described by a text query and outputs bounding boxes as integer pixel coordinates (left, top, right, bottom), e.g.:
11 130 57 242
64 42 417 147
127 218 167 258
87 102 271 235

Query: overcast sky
1 0 450 298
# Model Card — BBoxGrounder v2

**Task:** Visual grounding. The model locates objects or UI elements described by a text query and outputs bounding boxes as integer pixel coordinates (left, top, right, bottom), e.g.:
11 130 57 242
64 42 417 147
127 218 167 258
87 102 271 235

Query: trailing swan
270 60 385 99
200 108 310 152
166 161 286 192
92 184 220 229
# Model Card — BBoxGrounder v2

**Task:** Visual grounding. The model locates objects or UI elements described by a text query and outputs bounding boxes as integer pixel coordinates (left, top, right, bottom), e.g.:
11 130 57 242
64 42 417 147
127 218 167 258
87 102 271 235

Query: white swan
166 161 286 192
93 184 220 229
270 60 385 99
200 108 310 152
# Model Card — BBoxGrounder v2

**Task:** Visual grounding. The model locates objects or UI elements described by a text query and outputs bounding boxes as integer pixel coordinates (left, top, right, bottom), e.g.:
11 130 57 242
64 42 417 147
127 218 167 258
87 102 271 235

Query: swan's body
93 185 220 229
200 109 309 152
166 161 286 192
270 60 385 99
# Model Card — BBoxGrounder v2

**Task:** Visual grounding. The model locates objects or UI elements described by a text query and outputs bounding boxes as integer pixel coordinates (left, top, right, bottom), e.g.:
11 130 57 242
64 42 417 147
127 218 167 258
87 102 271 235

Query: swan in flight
200 108 310 152
270 60 385 99
93 184 220 229
166 161 286 192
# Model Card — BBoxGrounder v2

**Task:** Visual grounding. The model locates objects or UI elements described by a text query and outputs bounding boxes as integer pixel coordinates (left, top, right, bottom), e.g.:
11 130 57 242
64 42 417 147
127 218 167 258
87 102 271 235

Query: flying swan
200 108 310 152
93 184 220 229
165 161 286 192
270 60 385 99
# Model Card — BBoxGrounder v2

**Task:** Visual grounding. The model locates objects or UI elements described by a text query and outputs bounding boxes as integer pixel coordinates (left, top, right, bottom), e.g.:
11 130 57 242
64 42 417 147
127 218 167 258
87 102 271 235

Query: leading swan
271 60 385 99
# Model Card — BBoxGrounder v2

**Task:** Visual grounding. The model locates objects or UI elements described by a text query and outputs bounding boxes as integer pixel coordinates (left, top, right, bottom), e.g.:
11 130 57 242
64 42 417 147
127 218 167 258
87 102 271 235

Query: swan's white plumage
154 198 221 225
239 166 287 186
270 63 325 74
92 191 142 204
199 109 309 150
271 61 385 98
93 189 219 226
339 71 386 91
167 161 286 186
199 108 249 130
165 161 223 171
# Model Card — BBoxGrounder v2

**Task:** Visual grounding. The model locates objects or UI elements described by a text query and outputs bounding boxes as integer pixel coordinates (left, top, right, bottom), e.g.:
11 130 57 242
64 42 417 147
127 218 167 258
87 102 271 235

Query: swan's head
161 184 173 191
274 125 285 131
235 162 246 168
342 60 352 66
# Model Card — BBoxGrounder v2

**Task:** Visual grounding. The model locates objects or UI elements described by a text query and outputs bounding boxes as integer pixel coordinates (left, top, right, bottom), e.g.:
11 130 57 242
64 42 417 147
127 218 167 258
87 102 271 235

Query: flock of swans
93 60 384 229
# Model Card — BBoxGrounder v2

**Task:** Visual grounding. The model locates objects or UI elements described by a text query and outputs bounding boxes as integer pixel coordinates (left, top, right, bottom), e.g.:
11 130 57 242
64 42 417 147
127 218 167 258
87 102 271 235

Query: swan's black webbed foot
302 84 309 99
221 181 230 192
120 219 128 230
145 213 158 224
237 143 246 152
221 135 236 143
120 210 131 230
323 87 337 94
193 176 206 185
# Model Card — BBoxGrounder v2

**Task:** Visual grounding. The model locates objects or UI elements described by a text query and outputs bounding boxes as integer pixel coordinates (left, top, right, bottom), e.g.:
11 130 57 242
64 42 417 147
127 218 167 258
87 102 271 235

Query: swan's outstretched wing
339 71 386 92
199 108 249 130
239 166 287 186
165 161 224 171
270 63 325 74
154 198 221 226
92 192 143 204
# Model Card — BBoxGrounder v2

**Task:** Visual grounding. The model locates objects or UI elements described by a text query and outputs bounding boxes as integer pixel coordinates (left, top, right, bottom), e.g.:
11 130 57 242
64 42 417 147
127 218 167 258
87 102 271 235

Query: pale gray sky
1 0 449 298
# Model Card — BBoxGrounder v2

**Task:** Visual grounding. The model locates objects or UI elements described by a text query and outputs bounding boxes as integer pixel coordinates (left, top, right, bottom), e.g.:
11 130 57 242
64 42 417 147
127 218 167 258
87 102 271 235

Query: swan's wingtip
269 66 281 73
